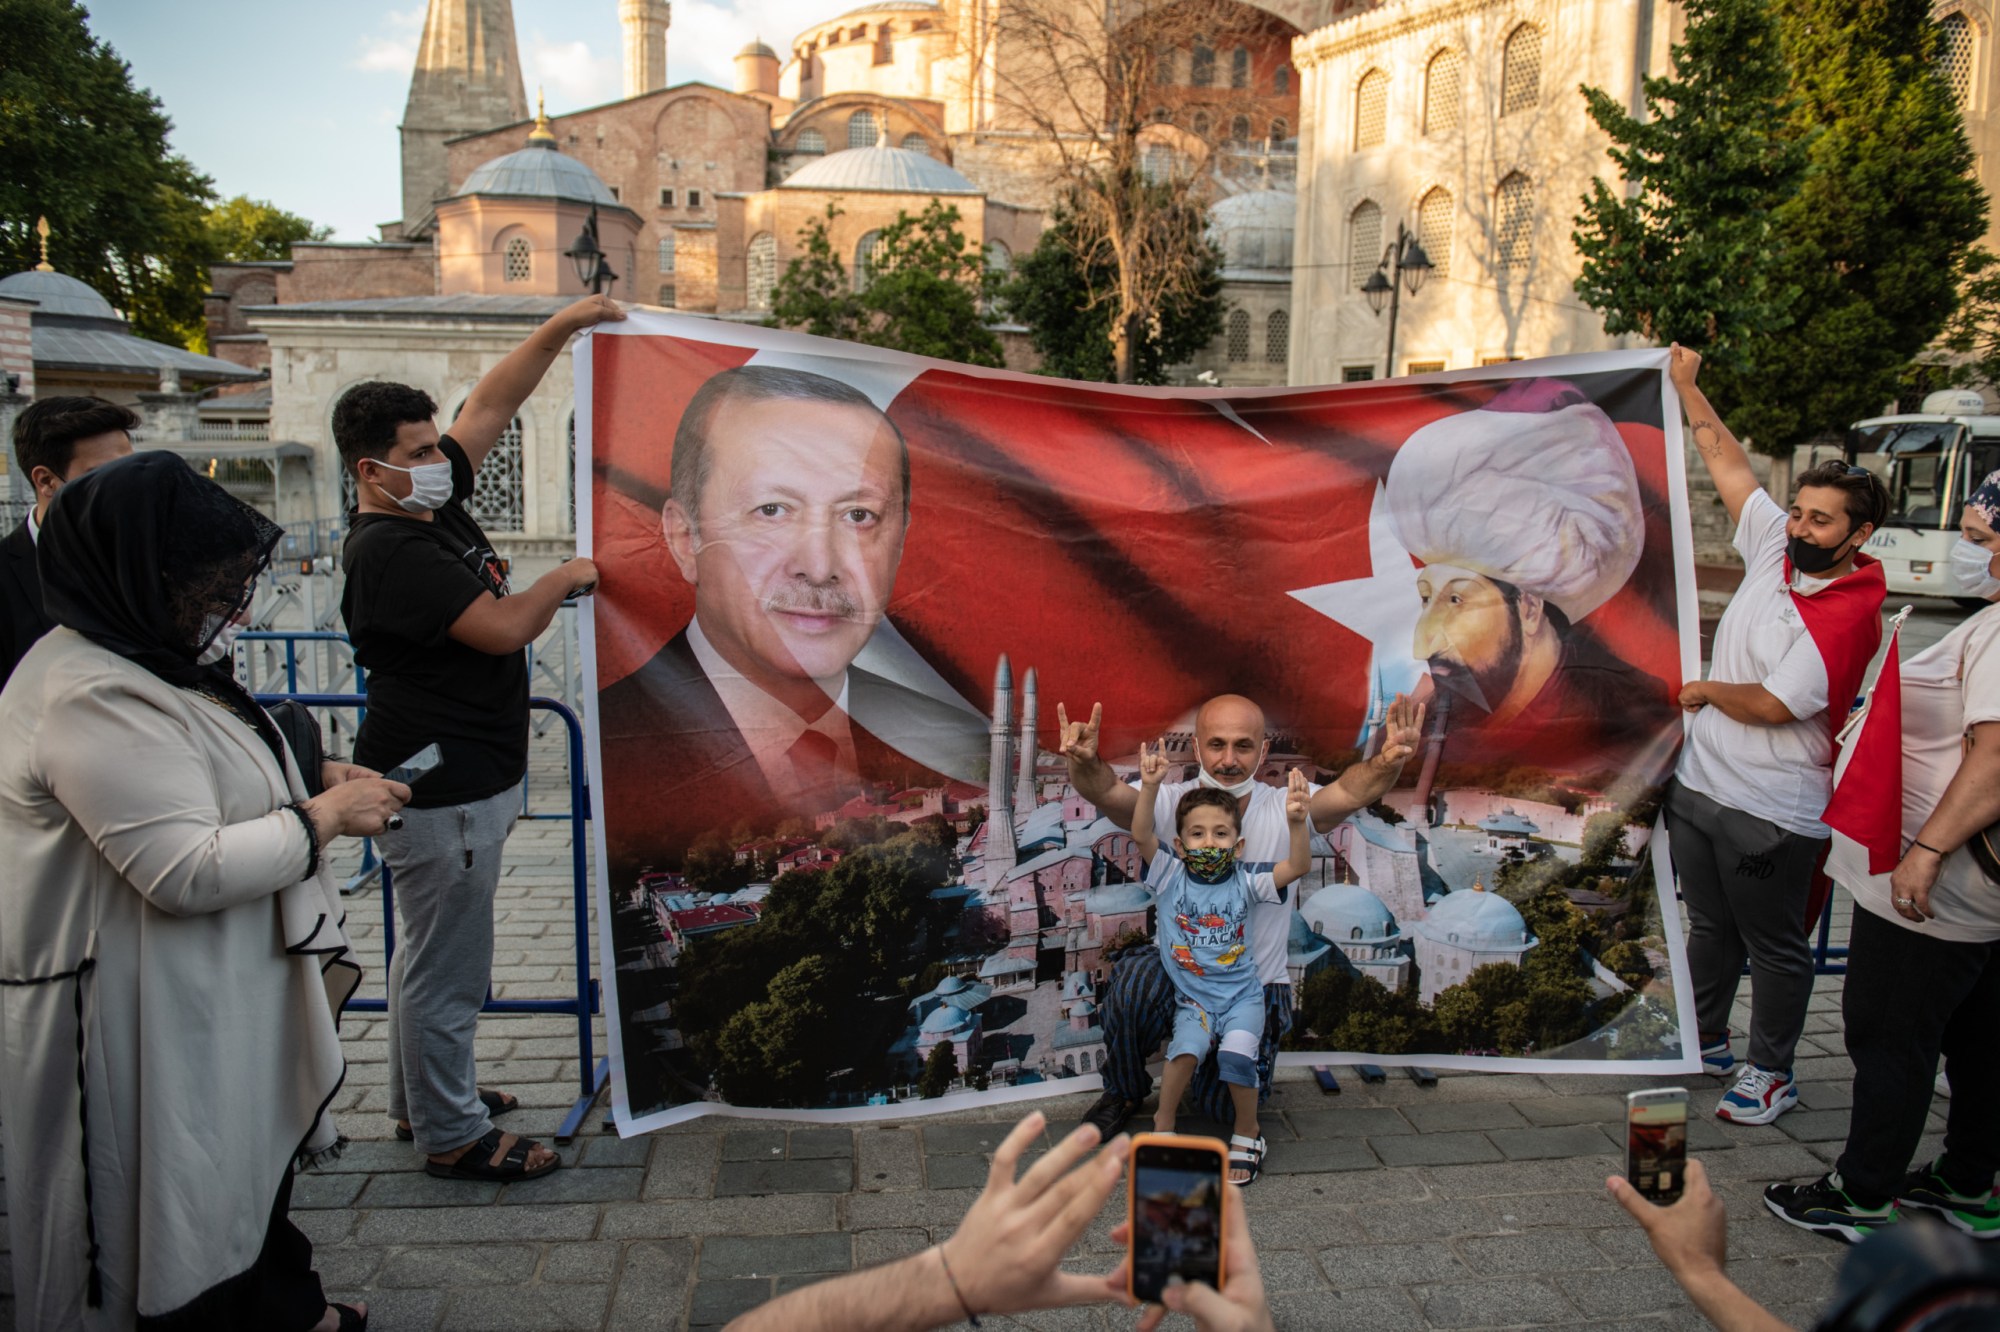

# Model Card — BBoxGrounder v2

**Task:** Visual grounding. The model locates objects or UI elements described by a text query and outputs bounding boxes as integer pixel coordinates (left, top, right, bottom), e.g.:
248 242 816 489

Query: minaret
400 0 529 229
984 655 1017 888
1015 667 1039 812
620 0 672 99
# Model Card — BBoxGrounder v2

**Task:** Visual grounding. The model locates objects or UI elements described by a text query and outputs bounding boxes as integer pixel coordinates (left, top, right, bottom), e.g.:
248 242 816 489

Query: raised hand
1285 767 1309 825
1056 701 1102 765
1138 738 1169 787
1369 692 1426 772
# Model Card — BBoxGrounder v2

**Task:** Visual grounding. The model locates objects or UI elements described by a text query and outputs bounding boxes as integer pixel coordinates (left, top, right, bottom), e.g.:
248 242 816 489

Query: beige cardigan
0 628 358 1329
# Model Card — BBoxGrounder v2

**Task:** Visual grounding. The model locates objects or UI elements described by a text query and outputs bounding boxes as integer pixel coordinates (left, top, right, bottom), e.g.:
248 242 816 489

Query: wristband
936 1244 980 1327
1911 839 1946 858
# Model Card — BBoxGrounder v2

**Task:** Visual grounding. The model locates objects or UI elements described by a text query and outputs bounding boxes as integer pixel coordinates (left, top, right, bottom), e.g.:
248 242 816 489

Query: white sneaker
1716 1064 1798 1125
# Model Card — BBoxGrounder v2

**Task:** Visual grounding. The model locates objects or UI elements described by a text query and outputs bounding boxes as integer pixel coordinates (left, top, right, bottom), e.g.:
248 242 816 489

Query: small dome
1207 190 1296 271
1071 998 1097 1017
0 269 120 322
1415 888 1534 949
1303 884 1397 941
934 974 969 995
1477 808 1541 837
739 40 778 59
920 1005 970 1034
782 145 977 195
456 142 618 207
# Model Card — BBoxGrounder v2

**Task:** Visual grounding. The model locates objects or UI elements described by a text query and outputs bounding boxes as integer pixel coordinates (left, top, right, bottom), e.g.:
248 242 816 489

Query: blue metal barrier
255 691 608 1143
240 630 361 695
1812 894 1846 975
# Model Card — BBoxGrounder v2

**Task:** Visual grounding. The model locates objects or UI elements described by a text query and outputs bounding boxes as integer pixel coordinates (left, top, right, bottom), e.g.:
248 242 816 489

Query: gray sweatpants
382 782 522 1155
1665 779 1823 1071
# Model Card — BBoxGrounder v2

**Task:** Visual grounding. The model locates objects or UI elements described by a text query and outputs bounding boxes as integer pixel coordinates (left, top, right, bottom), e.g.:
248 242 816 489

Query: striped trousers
1100 946 1293 1128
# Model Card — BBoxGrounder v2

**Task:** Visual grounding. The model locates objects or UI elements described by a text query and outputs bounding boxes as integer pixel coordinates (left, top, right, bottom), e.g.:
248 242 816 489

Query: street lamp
1364 222 1434 377
565 207 618 294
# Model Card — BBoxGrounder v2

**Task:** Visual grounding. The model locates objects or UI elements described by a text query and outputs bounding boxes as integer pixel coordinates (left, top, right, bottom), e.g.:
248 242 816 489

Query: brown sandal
423 1126 560 1181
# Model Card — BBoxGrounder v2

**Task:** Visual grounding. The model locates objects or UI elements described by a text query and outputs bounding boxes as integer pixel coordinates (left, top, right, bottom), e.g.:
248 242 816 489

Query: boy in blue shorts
1134 742 1312 1184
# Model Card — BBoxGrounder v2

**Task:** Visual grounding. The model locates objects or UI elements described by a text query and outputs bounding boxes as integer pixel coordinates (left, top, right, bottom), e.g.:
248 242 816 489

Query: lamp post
1363 222 1434 378
566 207 619 295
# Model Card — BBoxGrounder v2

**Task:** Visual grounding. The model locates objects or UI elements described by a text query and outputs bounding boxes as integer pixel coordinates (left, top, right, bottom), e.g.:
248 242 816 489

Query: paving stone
1267 1286 1425 1329
292 1207 355 1247
1425 1153 1625 1198
1728 1255 1842 1309
1514 1095 1629 1127
722 1130 789 1162
357 1203 602 1245
603 1194 841 1238
310 1244 388 1288
348 1288 446 1330
290 1171 365 1209
857 1127 923 1192
605 1239 697 1331
377 1242 541 1288
355 1171 500 1208
701 1232 854 1278
1698 1142 1830 1183
841 1187 983 1232
853 1227 931 1265
1490 1190 1632 1230
1401 1101 1530 1133
643 1132 720 1200
1457 1229 1612 1275
497 1165 642 1204
1254 1247 1327 1293
1416 1276 1578 1327
576 1133 653 1167
925 1153 995 1190
1351 1198 1500 1242
440 1281 611 1330
1775 1109 1851 1144
1317 1239 1470 1286
1284 1107 1413 1138
788 1128 855 1159
1369 1131 1503 1168
1261 1138 1380 1174
542 1242 618 1283
1488 1124 1623 1161
923 1121 1043 1155
307 1140 422 1175
1557 1263 1695 1317
1250 1167 1430 1209
716 1157 853 1195
688 1278 776 1328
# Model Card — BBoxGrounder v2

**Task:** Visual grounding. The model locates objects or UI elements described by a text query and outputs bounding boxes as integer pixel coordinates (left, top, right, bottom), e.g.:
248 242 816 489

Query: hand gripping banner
576 314 1701 1132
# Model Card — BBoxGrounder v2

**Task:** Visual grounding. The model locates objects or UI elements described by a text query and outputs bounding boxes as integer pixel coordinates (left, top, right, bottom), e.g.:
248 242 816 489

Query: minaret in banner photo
1015 665 1039 812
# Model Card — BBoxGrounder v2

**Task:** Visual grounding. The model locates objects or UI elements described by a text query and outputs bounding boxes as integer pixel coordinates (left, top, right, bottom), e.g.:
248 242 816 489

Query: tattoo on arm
1691 420 1725 458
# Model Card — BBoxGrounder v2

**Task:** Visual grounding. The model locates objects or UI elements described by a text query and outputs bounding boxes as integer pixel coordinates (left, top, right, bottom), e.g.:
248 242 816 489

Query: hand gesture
1285 767 1310 826
1605 1159 1726 1286
1368 693 1425 772
1668 343 1702 395
1138 738 1169 788
559 293 626 332
564 557 600 597
1056 702 1102 765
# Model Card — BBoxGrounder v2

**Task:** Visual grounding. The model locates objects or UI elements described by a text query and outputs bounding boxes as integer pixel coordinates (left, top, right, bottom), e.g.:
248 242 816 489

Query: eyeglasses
1844 465 1870 479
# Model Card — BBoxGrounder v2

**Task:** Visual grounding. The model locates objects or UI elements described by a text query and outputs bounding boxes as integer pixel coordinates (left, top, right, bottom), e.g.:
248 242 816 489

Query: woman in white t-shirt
1764 470 2000 1243
1666 347 1889 1129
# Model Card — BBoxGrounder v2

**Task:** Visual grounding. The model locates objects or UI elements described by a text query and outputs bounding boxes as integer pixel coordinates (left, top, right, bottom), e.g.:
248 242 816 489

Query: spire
400 0 530 227
33 216 52 273
527 87 555 146
620 0 672 99
984 654 1017 889
1015 666 1039 812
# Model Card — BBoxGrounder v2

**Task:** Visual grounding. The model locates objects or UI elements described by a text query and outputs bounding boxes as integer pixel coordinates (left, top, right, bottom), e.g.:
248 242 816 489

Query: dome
830 0 940 19
934 974 969 995
1477 809 1541 837
0 268 120 322
920 1005 970 1034
738 40 778 58
1208 190 1296 271
1071 999 1097 1017
455 142 619 207
1414 888 1534 949
1303 884 1397 942
782 145 978 195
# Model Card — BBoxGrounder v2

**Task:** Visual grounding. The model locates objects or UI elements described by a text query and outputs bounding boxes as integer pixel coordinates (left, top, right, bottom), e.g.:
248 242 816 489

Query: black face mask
1788 528 1856 576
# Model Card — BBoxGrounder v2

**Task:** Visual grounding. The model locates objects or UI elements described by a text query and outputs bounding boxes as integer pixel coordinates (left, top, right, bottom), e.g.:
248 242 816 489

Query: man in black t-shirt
335 294 620 1184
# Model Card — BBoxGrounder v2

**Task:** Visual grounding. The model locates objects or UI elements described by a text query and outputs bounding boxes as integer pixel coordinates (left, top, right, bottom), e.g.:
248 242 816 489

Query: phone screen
1626 1091 1689 1203
384 743 442 786
1130 1142 1224 1303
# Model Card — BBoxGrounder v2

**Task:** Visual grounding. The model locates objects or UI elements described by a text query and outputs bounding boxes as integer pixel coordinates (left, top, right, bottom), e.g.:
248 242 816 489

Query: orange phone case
1126 1132 1228 1301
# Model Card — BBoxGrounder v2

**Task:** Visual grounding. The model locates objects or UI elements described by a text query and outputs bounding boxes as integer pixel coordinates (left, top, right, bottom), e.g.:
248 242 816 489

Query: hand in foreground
302 777 412 840
320 760 380 788
1679 682 1708 713
1669 343 1702 394
563 557 600 597
1105 1181 1273 1332
1057 701 1103 765
1285 767 1310 826
1606 1159 1726 1284
1138 739 1169 788
937 1112 1130 1318
559 294 626 331
1889 847 1942 922
1369 692 1424 771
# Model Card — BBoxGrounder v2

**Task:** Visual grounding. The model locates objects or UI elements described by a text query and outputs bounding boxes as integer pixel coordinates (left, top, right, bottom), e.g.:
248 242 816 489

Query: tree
0 0 217 349
1580 812 1632 868
1002 198 1222 383
714 956 842 1105
918 1038 959 1099
770 201 1003 366
1573 0 1807 449
203 195 329 262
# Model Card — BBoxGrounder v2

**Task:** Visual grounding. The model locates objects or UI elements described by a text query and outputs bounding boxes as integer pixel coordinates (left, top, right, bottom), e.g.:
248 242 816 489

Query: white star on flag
1287 481 1429 736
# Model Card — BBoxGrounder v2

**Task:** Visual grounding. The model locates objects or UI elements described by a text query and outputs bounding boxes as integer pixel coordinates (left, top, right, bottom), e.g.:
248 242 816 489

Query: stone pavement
0 736 1951 1331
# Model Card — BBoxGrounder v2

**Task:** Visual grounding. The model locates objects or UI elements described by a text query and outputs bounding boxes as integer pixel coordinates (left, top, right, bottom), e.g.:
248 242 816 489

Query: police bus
1846 389 2000 605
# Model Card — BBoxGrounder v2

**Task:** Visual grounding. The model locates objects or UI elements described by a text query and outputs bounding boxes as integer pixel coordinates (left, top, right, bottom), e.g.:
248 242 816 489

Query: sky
85 0 835 240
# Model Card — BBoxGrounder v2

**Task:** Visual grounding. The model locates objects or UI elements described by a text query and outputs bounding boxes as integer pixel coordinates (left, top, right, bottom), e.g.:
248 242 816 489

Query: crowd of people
0 305 1994 1329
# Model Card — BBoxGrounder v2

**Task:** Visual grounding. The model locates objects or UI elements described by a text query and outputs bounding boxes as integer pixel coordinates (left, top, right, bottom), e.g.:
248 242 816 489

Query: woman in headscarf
0 452 408 1330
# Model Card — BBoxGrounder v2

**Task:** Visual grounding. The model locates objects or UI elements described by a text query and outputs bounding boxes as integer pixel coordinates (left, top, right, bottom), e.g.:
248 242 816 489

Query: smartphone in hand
384 743 442 786
1127 1133 1227 1304
1625 1088 1689 1203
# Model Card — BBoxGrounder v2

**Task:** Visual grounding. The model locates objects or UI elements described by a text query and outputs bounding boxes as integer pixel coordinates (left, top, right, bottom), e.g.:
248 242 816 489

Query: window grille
1501 25 1542 116
1495 172 1533 270
854 230 883 290
1269 117 1288 143
1349 199 1382 289
1227 308 1251 361
687 189 703 208
848 110 878 148
1193 111 1212 139
1355 70 1388 149
658 283 674 306
796 128 826 155
1407 360 1445 375
1418 186 1453 279
468 416 525 532
747 232 777 310
1231 114 1252 144
1939 13 1975 104
1231 46 1250 89
503 236 531 282
1275 65 1289 94
659 187 676 206
1192 42 1215 86
658 232 676 273
874 24 893 64
1141 143 1171 182
1343 365 1375 382
1265 309 1289 364
1425 48 1463 134
900 133 930 154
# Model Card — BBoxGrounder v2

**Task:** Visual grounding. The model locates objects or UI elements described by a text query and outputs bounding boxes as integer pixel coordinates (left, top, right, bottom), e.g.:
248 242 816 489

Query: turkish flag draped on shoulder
1823 607 1908 876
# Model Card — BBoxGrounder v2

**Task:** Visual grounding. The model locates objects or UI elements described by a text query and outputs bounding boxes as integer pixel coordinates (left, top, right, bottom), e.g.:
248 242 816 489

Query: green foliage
770 201 1003 367
918 1038 958 1099
714 956 840 1104
204 195 329 262
0 0 218 349
1289 965 1440 1055
1580 811 1632 867
680 830 752 894
1000 193 1223 384
1600 940 1656 988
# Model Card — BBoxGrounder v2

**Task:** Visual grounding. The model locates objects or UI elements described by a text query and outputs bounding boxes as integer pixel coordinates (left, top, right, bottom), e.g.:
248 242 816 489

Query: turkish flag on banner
1824 618 1908 876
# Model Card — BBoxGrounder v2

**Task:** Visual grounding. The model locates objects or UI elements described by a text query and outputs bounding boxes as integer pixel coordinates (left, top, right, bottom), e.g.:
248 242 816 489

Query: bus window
1846 422 1962 529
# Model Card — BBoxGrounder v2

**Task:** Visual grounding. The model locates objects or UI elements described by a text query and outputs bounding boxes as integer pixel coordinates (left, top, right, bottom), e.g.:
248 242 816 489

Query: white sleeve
1959 610 2000 728
1762 630 1832 722
1733 489 1788 572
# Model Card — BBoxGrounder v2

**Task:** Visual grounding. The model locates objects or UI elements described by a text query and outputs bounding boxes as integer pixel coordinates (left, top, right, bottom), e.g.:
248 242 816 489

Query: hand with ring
386 814 406 832
1889 843 1943 922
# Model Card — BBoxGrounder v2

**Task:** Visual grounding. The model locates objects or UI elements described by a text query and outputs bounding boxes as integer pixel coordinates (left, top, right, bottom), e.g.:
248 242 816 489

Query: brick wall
280 244 437 302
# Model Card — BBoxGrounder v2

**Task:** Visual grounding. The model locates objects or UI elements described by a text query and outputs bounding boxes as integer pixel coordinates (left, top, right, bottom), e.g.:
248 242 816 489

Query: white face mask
1196 764 1259 798
1948 536 2000 599
197 617 245 666
369 459 454 513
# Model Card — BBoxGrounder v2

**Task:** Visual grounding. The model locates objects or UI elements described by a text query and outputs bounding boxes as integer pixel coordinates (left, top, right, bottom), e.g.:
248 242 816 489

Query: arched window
854 229 883 290
796 127 826 154
1193 111 1212 139
1354 69 1388 149
1274 64 1290 94
847 109 878 148
1141 143 1172 182
747 232 776 311
1265 309 1289 364
1230 114 1252 144
1191 41 1215 86
1226 308 1251 362
469 415 525 532
1501 25 1542 116
1939 13 1976 104
657 231 676 273
1350 926 1364 941
900 132 931 155
1231 46 1250 89
1269 117 1288 144
1425 48 1463 135
1495 172 1534 270
503 235 531 282
1418 186 1453 279
1348 199 1382 289
873 23 893 64
984 239 1012 275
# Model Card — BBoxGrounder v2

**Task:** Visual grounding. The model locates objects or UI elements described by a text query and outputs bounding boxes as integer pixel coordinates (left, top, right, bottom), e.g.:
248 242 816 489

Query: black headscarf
38 450 287 761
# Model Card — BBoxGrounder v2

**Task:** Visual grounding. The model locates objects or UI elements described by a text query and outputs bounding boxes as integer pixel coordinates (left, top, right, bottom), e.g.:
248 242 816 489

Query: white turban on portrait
1385 379 1644 624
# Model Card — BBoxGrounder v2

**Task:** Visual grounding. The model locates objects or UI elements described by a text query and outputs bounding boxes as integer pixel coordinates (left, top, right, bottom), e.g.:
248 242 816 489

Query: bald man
1059 693 1422 1140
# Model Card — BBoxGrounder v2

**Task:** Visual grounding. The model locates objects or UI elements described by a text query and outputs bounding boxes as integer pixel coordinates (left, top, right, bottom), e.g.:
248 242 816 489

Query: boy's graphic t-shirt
1143 850 1282 1012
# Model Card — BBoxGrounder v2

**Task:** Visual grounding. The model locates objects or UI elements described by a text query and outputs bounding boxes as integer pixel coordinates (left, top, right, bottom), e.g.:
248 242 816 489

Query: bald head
1194 694 1268 785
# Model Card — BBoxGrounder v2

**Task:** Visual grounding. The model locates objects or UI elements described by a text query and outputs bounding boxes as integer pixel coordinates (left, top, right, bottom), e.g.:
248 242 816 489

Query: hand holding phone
383 743 442 787
1127 1133 1227 1304
1625 1088 1689 1203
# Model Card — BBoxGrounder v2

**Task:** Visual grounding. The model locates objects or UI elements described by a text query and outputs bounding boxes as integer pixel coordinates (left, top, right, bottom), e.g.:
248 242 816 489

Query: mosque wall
280 244 437 304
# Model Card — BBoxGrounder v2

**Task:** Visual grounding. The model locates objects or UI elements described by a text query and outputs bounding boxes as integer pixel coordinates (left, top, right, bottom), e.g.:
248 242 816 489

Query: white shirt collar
27 507 41 545
686 615 856 801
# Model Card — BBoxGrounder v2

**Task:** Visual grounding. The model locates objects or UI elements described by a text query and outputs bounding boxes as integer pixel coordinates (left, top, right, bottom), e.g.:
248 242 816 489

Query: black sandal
394 1087 517 1141
331 1302 368 1331
424 1126 560 1181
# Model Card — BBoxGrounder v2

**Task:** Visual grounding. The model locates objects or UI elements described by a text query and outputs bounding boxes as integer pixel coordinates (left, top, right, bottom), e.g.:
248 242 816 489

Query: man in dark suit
3 397 138 686
597 365 987 864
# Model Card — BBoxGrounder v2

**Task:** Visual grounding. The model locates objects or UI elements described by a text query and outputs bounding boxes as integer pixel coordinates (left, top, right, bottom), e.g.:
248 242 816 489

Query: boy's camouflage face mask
1182 845 1236 883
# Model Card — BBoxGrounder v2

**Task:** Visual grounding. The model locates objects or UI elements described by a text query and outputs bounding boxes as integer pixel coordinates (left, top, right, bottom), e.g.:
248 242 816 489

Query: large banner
578 315 1701 1133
